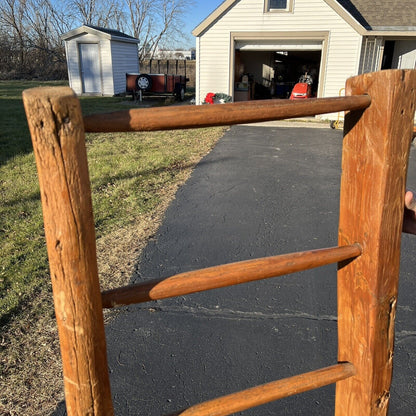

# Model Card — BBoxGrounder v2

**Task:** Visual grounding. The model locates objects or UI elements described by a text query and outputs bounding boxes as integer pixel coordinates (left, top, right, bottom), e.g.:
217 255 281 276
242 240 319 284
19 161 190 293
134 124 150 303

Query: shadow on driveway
54 124 416 416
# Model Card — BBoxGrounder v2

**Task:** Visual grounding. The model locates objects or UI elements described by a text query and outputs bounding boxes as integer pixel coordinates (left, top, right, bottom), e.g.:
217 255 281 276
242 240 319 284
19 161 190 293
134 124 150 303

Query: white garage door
79 43 102 94
235 39 323 51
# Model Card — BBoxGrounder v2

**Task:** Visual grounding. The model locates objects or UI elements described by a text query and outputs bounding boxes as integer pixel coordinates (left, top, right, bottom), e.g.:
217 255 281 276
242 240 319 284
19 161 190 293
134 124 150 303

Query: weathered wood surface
83 95 371 132
336 69 416 415
22 87 114 416
102 244 361 308
174 363 356 416
22 70 416 416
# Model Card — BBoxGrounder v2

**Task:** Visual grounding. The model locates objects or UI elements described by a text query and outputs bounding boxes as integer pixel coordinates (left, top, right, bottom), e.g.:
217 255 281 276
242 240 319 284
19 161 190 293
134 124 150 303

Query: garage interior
234 48 321 101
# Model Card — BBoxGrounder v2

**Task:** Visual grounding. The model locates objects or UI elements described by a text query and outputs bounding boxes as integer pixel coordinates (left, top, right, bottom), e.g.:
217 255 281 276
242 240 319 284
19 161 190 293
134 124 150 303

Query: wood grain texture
22 70 416 416
175 363 356 416
102 244 361 308
22 87 114 416
83 95 371 132
335 70 416 415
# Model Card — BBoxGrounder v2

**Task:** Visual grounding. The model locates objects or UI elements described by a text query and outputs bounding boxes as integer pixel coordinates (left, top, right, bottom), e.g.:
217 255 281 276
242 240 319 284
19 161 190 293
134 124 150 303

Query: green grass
0 81 226 415
0 81 223 325
0 81 69 164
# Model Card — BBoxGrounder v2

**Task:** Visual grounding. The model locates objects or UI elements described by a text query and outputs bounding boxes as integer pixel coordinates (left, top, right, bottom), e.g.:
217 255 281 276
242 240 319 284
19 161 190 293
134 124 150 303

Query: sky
181 0 225 47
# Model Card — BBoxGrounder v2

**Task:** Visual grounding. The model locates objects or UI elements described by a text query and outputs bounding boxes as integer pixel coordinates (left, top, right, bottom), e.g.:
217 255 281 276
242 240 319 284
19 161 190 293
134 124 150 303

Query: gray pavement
55 123 416 415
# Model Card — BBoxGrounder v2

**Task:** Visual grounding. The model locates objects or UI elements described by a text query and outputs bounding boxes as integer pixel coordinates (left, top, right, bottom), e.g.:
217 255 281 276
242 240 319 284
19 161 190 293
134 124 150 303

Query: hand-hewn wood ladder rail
83 95 371 132
171 363 356 416
102 244 362 307
22 69 416 416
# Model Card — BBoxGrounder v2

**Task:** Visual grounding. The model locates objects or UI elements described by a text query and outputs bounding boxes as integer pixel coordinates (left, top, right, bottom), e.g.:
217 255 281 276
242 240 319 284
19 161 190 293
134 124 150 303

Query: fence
140 59 196 88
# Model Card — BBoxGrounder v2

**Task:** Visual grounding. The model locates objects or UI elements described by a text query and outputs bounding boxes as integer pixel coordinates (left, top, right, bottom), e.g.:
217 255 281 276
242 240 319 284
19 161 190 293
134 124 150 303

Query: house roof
337 0 416 31
192 0 416 36
62 25 139 43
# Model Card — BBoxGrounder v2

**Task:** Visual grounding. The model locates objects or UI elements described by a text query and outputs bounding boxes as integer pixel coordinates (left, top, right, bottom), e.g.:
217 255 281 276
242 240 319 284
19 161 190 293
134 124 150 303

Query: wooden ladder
23 69 416 415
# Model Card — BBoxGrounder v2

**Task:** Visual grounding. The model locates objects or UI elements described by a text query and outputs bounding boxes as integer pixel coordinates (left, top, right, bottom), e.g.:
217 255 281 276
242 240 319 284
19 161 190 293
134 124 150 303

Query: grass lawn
0 81 226 415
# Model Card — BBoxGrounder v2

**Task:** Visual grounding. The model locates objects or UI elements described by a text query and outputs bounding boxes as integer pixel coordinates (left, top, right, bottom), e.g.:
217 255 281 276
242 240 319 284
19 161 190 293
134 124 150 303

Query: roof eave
192 0 237 37
110 36 140 44
363 28 416 37
191 0 416 39
323 0 367 35
192 0 369 37
61 25 139 43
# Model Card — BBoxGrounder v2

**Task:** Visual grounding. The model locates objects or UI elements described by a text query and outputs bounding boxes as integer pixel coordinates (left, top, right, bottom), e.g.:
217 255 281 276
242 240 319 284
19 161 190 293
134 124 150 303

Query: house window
265 0 293 12
270 0 287 8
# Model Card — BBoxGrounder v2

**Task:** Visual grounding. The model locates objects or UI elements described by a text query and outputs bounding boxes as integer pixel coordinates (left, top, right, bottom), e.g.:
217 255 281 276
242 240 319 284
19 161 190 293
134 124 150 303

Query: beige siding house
62 25 139 96
192 0 416 119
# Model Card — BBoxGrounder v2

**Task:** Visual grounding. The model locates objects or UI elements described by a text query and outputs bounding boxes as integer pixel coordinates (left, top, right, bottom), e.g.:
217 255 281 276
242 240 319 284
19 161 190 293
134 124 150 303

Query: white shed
192 0 416 119
62 25 140 96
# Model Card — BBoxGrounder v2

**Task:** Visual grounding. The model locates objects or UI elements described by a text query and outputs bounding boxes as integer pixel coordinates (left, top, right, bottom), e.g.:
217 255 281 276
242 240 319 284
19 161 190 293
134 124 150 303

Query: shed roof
192 0 416 36
62 25 139 43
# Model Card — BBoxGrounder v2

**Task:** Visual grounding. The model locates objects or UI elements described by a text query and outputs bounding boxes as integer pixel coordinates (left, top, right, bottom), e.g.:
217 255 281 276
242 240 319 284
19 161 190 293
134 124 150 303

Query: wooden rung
83 95 371 132
101 244 361 308
170 363 356 416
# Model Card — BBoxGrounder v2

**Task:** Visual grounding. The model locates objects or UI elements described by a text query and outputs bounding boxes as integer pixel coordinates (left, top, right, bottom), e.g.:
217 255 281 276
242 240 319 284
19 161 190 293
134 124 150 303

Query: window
265 0 293 12
270 0 287 8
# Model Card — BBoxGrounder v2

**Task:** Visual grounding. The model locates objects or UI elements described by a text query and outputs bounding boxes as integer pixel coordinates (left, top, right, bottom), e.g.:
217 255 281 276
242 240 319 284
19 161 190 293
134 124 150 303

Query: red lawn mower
290 73 313 100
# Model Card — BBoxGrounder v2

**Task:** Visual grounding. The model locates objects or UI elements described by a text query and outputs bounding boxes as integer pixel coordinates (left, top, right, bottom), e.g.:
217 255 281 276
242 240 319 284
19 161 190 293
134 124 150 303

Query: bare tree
125 0 195 60
0 0 28 73
65 0 125 27
69 0 96 25
31 0 72 68
0 0 72 78
0 0 195 79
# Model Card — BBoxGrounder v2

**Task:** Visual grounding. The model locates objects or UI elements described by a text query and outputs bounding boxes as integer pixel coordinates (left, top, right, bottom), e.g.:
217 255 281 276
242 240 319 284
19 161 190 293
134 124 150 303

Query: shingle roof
84 25 138 40
337 0 416 30
62 24 139 43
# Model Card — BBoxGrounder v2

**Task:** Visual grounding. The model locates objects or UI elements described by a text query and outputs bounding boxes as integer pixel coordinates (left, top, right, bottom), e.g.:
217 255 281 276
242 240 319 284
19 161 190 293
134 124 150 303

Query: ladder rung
169 363 356 416
101 244 361 308
83 95 371 132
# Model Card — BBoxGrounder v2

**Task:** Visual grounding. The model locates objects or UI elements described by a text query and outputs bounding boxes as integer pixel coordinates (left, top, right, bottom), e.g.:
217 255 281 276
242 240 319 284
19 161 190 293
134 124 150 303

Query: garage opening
234 40 322 101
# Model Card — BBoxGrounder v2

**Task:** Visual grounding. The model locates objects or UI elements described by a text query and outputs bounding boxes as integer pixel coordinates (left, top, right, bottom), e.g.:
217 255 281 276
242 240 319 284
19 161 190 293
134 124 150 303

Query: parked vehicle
126 73 188 101
290 73 313 100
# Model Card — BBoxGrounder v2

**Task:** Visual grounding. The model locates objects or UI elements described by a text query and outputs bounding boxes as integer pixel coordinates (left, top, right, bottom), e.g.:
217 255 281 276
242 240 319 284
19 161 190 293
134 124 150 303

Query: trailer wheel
176 85 185 101
136 74 152 91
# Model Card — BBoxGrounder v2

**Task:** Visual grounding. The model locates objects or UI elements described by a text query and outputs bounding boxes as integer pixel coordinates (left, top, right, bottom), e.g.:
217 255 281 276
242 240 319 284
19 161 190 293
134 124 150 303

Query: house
62 25 140 96
192 0 416 117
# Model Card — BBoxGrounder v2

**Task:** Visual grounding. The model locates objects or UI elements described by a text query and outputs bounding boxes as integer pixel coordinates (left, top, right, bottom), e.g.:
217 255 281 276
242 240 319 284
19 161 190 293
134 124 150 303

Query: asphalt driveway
55 122 416 415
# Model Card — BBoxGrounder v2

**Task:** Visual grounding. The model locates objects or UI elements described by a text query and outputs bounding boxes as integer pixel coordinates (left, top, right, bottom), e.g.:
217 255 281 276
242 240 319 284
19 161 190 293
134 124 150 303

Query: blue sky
182 0 224 46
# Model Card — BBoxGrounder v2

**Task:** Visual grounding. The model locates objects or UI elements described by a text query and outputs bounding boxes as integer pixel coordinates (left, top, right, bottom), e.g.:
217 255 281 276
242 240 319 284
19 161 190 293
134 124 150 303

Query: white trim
62 25 139 44
229 31 329 99
365 31 416 37
322 0 366 35
196 37 201 104
192 0 236 37
235 39 323 50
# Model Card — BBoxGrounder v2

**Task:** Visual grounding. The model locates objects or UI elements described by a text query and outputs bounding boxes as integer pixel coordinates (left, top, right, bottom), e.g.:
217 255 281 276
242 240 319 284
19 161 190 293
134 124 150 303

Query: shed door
79 43 102 94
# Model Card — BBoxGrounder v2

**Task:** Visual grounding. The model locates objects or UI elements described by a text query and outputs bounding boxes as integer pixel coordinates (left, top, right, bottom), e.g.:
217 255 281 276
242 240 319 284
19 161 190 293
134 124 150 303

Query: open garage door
233 38 324 101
